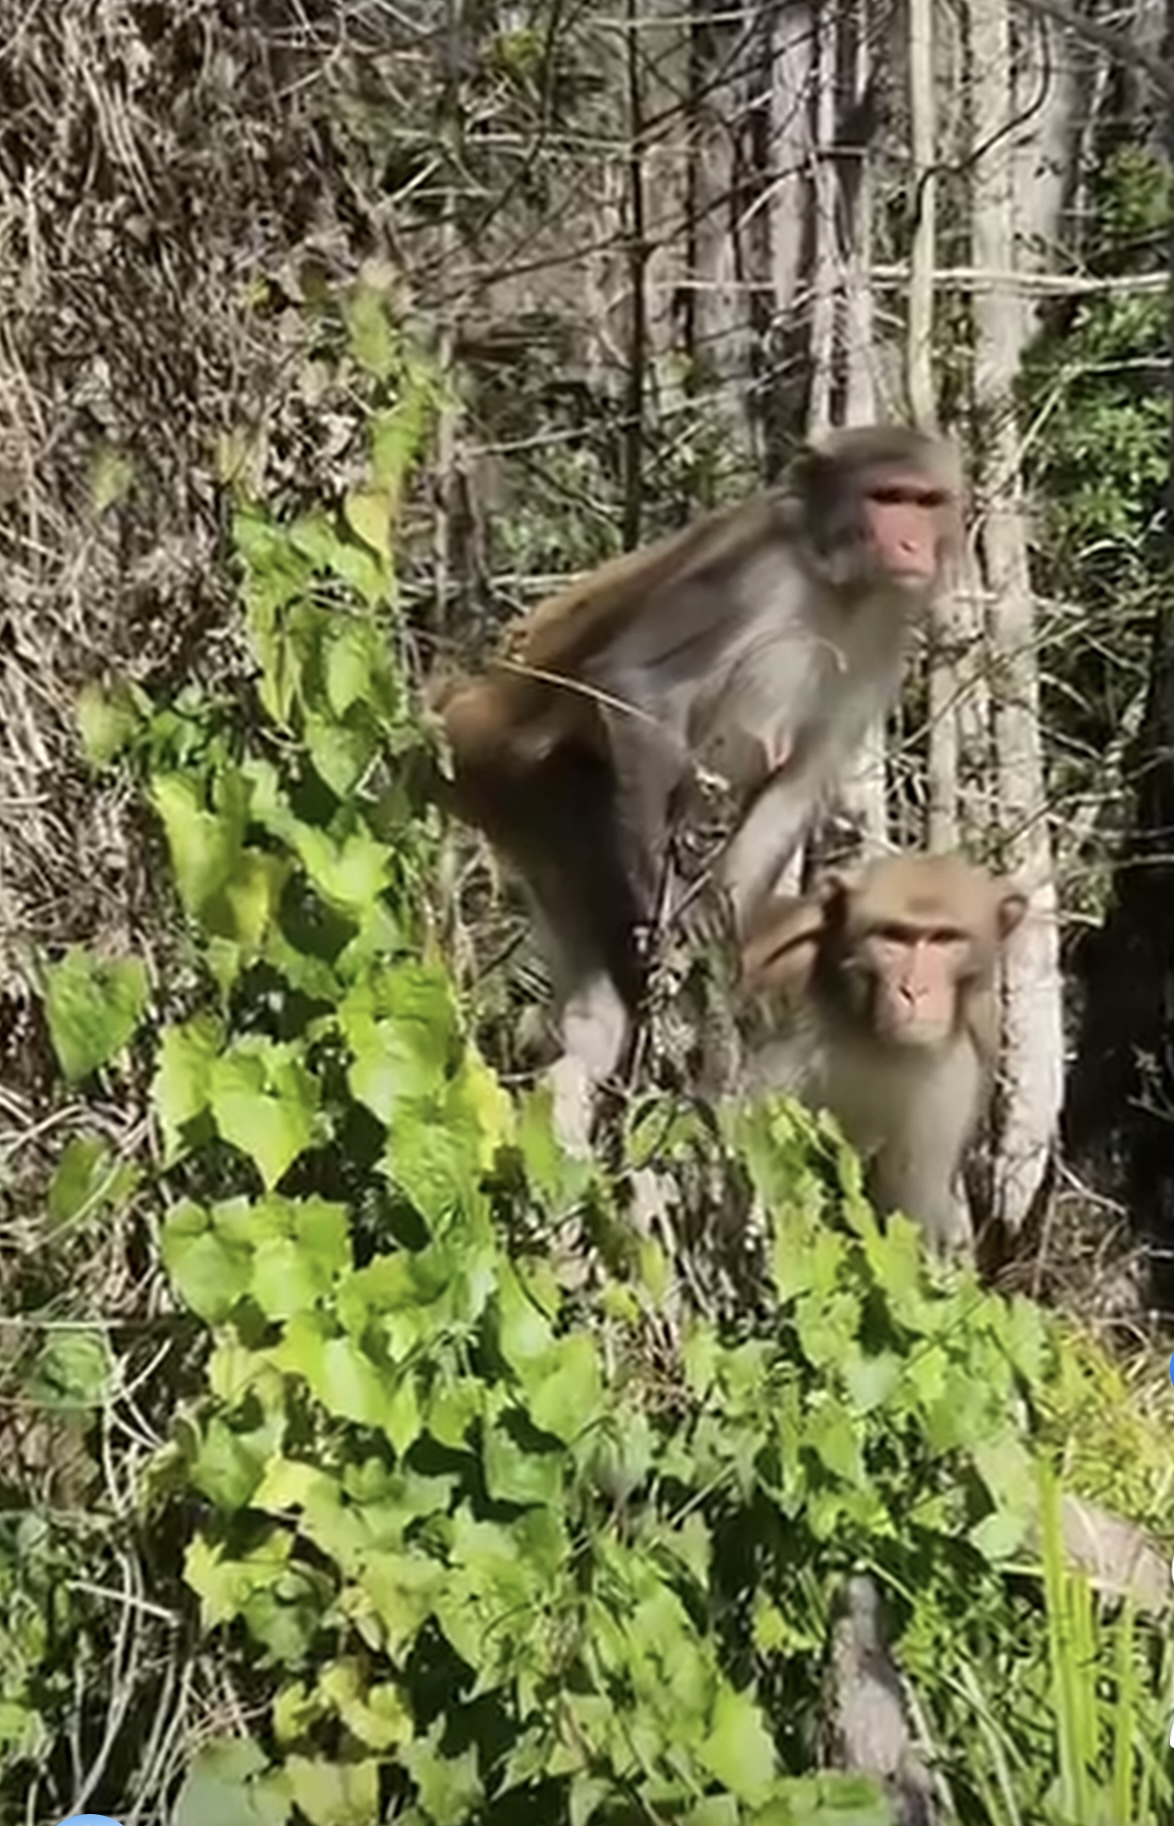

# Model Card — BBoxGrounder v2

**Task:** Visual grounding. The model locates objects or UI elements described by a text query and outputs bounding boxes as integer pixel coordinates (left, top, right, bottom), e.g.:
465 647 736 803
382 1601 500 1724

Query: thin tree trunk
623 0 648 547
908 0 961 853
839 0 887 851
969 0 1065 1236
808 0 839 436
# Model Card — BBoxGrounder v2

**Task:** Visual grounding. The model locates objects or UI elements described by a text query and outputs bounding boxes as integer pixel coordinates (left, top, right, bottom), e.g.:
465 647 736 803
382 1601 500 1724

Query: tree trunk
968 0 1065 1237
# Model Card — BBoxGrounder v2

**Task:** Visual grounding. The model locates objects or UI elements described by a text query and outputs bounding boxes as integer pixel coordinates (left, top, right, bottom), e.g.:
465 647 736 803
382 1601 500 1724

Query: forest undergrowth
2 282 1174 1826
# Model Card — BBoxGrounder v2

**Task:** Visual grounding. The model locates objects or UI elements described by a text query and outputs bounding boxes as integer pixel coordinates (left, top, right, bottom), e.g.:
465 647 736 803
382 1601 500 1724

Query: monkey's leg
868 1146 975 1258
519 750 649 1156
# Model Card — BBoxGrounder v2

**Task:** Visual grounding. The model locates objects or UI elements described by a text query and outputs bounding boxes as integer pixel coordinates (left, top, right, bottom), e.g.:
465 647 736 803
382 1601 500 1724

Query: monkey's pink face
862 473 952 590
849 925 975 1047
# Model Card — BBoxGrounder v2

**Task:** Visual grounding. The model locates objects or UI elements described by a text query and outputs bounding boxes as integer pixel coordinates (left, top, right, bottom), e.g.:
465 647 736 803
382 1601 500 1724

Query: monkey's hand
672 877 737 951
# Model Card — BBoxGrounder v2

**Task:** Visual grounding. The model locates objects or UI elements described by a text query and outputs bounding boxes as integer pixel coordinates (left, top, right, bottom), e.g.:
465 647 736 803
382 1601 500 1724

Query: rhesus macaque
737 852 1028 1254
431 426 960 1148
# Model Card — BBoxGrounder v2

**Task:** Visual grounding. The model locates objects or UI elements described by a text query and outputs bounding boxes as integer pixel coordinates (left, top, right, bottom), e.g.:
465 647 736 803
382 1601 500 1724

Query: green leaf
970 1506 1030 1562
343 489 393 567
345 283 399 380
192 1418 266 1513
47 1134 139 1228
209 1039 321 1190
76 677 144 766
172 1737 291 1826
699 1685 777 1806
88 444 135 514
483 1413 566 1507
842 1349 903 1415
319 1660 413 1750
25 1329 111 1407
247 1198 350 1321
305 714 375 799
527 1333 604 1443
402 1723 483 1826
324 622 378 719
185 1533 294 1629
151 772 242 918
153 1015 223 1163
273 1313 392 1432
284 1755 379 1826
292 823 390 916
359 1549 445 1660
40 945 148 1081
162 1200 253 1325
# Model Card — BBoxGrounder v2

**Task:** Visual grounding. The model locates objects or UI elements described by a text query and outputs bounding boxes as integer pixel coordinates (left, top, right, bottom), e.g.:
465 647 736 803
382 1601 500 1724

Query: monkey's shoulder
509 490 800 671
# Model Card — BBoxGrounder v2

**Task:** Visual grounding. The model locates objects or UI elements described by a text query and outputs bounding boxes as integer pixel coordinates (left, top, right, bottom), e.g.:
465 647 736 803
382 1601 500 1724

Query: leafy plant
10 281 1174 1826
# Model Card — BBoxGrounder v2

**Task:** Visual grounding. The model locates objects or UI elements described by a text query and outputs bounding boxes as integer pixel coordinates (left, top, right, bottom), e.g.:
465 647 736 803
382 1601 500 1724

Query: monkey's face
840 920 977 1049
860 471 954 593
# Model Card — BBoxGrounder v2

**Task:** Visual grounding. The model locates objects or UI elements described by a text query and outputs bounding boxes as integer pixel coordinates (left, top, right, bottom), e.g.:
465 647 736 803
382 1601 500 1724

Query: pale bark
807 0 840 437
688 1 756 456
838 0 887 851
907 0 960 852
968 0 1065 1234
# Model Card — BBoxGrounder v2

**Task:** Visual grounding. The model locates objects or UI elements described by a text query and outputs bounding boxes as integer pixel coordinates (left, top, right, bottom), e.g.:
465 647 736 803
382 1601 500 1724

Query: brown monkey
737 852 1028 1254
432 426 960 1148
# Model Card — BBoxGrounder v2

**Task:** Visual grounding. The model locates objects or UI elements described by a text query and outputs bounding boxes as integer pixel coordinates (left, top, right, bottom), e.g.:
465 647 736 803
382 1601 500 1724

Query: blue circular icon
58 1816 123 1826
1169 1353 1174 1389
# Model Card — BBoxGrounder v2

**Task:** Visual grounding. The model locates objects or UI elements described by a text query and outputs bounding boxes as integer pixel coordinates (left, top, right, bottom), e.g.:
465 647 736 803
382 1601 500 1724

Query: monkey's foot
548 1055 596 1159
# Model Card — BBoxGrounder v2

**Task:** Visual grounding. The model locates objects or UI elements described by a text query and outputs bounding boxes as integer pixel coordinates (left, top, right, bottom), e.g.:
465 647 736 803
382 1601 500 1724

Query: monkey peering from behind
736 852 1029 1256
429 423 961 1150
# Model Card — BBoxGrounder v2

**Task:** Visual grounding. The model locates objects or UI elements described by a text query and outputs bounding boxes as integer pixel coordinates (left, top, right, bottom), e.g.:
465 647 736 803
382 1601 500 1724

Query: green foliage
11 281 1173 1826
37 943 149 1082
1021 147 1174 907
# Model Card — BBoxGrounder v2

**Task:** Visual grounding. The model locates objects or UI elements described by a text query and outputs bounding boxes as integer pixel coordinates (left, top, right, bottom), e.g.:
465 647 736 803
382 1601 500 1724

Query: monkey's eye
870 922 916 944
867 484 948 508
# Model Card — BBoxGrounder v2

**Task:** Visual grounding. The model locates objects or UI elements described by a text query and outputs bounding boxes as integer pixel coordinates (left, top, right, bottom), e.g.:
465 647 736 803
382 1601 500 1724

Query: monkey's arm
715 751 827 929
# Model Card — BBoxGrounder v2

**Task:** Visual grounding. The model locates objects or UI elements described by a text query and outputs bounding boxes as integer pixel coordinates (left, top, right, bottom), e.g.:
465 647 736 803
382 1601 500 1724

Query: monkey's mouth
878 1019 952 1048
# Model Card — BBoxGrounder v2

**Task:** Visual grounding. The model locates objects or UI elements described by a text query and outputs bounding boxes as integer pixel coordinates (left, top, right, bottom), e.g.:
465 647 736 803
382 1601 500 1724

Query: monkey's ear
811 869 856 911
995 885 1030 939
740 894 828 997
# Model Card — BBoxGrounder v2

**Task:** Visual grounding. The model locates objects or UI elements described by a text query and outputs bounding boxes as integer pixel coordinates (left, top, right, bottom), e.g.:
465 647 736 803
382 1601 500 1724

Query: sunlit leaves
40 944 148 1081
209 1039 323 1190
47 1134 139 1229
172 1738 291 1826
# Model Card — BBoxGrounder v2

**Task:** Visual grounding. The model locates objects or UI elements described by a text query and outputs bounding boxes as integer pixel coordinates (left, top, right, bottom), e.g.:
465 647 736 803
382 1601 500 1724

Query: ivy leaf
41 946 148 1082
970 1506 1031 1563
842 1349 903 1416
699 1685 777 1805
319 1660 413 1751
152 1015 223 1163
345 283 398 380
162 1201 253 1325
25 1329 111 1408
274 1314 391 1432
359 1549 446 1661
483 1413 565 1507
192 1417 266 1513
527 1333 604 1444
284 1755 379 1826
402 1723 483 1826
343 489 394 568
291 823 390 916
48 1135 139 1229
324 622 377 718
209 1039 321 1190
172 1737 291 1826
305 714 375 800
76 677 145 767
151 772 242 918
